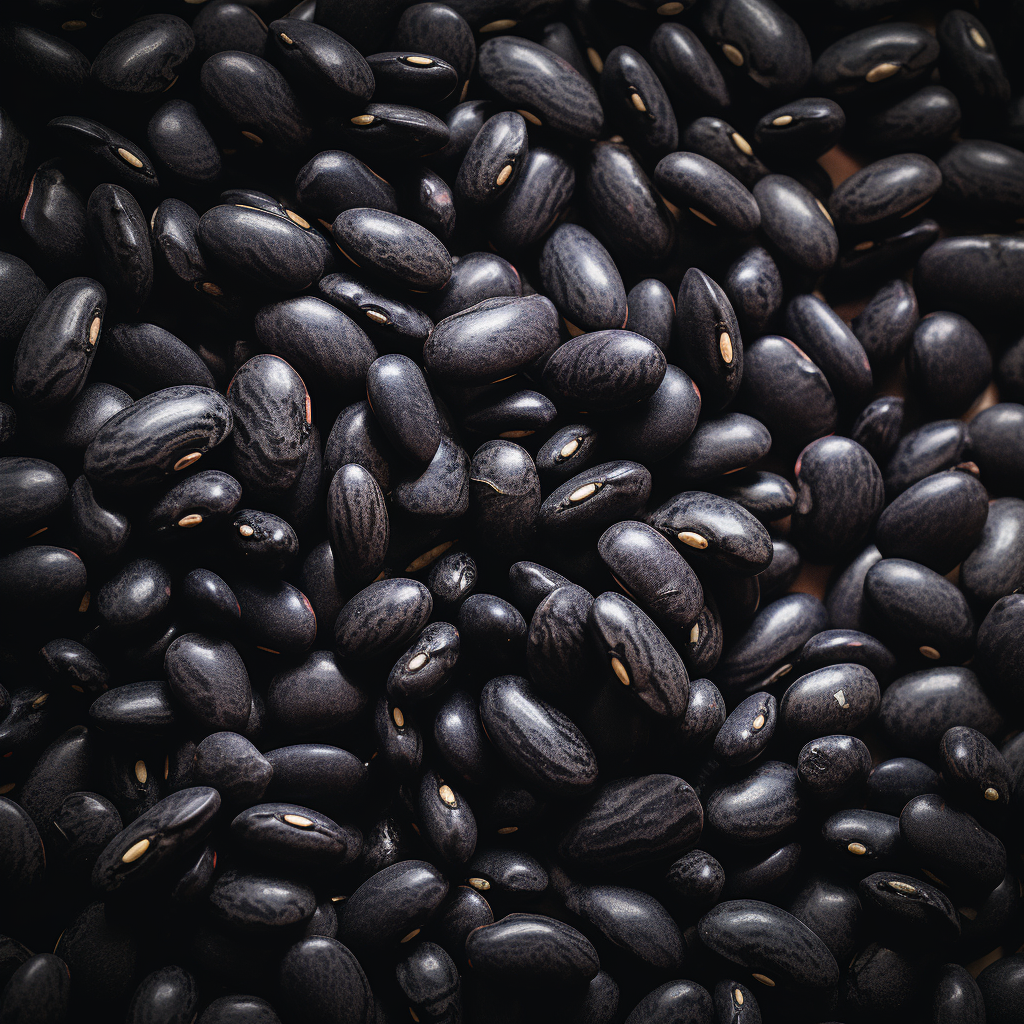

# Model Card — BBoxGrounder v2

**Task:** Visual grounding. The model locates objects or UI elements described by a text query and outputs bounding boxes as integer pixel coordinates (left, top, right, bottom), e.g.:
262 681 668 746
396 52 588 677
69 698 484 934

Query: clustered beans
1 1 1024 1023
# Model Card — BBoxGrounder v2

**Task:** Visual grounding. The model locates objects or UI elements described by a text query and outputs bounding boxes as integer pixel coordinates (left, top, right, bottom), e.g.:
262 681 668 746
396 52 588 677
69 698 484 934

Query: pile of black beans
2 0 1024 1021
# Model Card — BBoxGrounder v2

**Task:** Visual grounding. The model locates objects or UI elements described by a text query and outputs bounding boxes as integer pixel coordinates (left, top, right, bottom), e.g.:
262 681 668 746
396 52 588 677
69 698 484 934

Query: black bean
276 936 372 1024
540 462 652 538
850 395 905 464
648 23 730 114
0 953 71 1024
813 22 938 98
714 692 776 768
753 174 838 275
263 745 366 817
969 402 1024 497
907 312 992 416
938 140 1024 222
540 223 626 334
931 963 987 1024
655 153 759 236
489 145 575 252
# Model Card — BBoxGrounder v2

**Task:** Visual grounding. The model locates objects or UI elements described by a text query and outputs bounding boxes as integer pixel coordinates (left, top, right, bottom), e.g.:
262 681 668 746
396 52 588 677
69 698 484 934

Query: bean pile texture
1 1 1024 1022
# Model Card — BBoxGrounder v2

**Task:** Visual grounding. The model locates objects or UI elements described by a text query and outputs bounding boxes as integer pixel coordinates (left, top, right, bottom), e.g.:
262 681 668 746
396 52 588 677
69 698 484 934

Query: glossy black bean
524 584 595 702
208 868 316 934
715 592 829 695
885 419 969 499
760 538 802 601
900 793 1006 894
429 252 521 323
93 558 169 634
711 471 794 524
648 22 729 115
466 847 548 904
665 849 725 915
940 725 1013 815
426 294 559 386
47 116 159 195
937 8 1009 104
698 899 839 991
714 692 776 768
19 162 92 280
879 667 1004 755
0 953 71 1024
539 224 626 334
906 312 992 415
753 97 845 164
164 633 251 733
179 569 239 631
784 294 872 404
395 939 461 1024
721 247 780 341
428 549 478 610
795 734 870 803
671 413 770 484
753 174 838 275
540 461 651 538
976 595 1024 717
331 102 450 161
858 84 961 157
584 142 675 263
650 491 773 577
192 2 268 62
0 253 47 346
794 629 894 684
865 757 942 817
468 440 541 558
865 559 975 663
92 13 193 94
850 396 904 465
477 35 602 140
779 663 880 741
231 802 360 869
783 874 861 968
508 561 574 619
819 807 903 876
456 594 526 665
976 953 1024 1024
669 676 726 751
276 937 372 1024
0 545 86 614
0 457 67 537
741 334 838 446
294 153 396 229
599 44 677 157
970 403 1024 497
680 118 769 191
393 2 476 93
455 110 528 210
364 356 439 472
465 913 598 984
827 154 941 235
813 22 938 98
462 388 557 440
706 760 801 846
263 745 367 816
0 797 45 889
91 787 220 892
85 183 153 313
620 279 672 353
338 859 448 952
102 322 216 394
914 235 1024 328
431 690 493 790
852 278 919 369
793 436 884 559
875 467 988 574
487 144 574 253
700 0 811 97
335 578 432 662
125 965 197 1024
87 680 178 738
655 153 759 236
557 774 703 871
387 621 459 703
939 141 1024 222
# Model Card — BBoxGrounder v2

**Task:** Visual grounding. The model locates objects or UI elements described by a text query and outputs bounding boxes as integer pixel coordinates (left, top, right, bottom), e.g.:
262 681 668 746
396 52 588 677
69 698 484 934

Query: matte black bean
649 491 773 577
231 801 360 869
0 953 70 1024
426 294 560 386
723 247 782 340
679 118 769 191
0 457 68 537
778 663 879 741
46 116 159 195
94 557 170 634
468 440 541 558
540 461 651 538
192 0 268 61
193 731 272 806
0 545 86 614
655 153 759 236
900 793 1006 894
914 235 1024 328
0 253 47 346
969 402 1024 497
752 174 838 274
102 322 216 394
53 901 138 1008
477 35 603 140
670 676 727 751
813 22 938 98
91 787 220 892
539 224 626 334
164 633 251 733
699 0 811 97
263 745 367 816
600 45 677 156
92 13 193 94
456 594 526 665
714 592 829 694
879 667 1004 755
335 578 432 662
937 8 1009 104
584 142 675 262
146 99 222 187
793 436 884 559
338 859 448 952
784 294 872 403
976 953 1024 1024
19 162 92 280
294 152 397 228
330 102 450 161
938 140 1024 222
671 413 770 484
648 22 729 115
665 849 725 915
277 937 372 1024
698 899 838 991
885 419 969 500
465 847 548 904
209 868 316 934
429 252 521 322
126 965 197 1024
488 145 575 253
864 558 975 663
714 692 776 768
557 774 703 871
621 279 672 353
